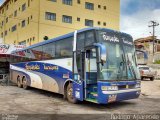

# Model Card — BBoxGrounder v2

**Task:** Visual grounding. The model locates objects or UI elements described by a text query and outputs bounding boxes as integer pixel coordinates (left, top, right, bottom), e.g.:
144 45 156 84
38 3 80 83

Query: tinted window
31 46 43 60
139 67 149 70
62 15 72 23
85 2 94 10
77 32 85 50
85 31 95 46
63 0 72 5
85 19 93 27
43 42 56 60
56 37 73 57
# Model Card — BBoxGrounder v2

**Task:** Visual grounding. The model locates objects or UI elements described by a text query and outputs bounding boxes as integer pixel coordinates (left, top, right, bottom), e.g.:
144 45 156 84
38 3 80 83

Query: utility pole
148 21 159 63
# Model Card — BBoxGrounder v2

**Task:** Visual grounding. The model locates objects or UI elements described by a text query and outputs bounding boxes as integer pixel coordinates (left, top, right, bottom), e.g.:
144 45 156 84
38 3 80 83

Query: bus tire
141 77 143 80
150 77 154 81
17 76 22 88
66 83 78 104
22 77 29 90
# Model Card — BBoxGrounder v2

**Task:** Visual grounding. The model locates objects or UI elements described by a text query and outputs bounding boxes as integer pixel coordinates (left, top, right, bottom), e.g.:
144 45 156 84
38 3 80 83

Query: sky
0 0 160 40
0 0 4 6
121 0 160 40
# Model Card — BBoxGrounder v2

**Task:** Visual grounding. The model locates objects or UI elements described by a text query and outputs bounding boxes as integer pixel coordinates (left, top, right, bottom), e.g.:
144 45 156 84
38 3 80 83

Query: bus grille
118 84 135 90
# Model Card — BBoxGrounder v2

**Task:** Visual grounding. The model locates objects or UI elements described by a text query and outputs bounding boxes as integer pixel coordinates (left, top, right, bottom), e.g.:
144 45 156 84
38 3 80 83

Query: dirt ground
0 80 160 119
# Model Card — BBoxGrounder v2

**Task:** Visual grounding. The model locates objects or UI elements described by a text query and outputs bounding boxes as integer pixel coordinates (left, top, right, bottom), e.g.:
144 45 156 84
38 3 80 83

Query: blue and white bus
10 28 141 104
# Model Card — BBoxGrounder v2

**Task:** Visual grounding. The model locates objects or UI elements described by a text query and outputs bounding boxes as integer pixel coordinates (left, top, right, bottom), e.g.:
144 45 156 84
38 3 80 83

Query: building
134 36 160 63
0 0 120 46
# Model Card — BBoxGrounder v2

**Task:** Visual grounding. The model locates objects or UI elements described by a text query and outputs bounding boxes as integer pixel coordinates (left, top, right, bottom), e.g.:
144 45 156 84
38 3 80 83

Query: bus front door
72 51 84 101
84 48 98 102
73 48 98 102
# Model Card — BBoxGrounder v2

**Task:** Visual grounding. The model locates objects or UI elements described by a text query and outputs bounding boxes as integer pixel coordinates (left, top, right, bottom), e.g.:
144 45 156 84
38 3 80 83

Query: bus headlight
101 86 118 91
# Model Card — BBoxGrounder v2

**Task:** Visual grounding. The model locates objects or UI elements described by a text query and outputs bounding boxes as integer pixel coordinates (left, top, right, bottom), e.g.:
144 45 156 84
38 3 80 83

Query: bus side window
85 31 95 46
77 33 85 51
56 37 73 58
31 46 43 60
43 42 56 60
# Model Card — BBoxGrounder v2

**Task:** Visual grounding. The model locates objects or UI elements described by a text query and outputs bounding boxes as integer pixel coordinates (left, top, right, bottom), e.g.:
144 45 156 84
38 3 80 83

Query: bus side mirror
93 43 107 64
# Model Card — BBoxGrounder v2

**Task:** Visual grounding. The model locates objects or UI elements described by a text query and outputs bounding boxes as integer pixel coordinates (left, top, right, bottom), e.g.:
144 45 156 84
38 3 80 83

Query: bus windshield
97 30 140 81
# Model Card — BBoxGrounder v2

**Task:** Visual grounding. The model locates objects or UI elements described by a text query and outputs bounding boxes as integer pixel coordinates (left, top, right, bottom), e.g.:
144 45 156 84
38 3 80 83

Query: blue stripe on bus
12 62 72 92
10 69 31 85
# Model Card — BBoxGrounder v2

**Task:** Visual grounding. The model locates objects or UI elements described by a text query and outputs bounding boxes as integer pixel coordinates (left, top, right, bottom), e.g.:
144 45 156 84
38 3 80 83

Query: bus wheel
150 77 154 81
67 83 78 104
17 77 22 88
22 77 29 90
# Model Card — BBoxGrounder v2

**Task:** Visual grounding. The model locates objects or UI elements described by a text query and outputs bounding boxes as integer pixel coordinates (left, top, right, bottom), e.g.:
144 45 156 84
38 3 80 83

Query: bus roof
12 27 131 53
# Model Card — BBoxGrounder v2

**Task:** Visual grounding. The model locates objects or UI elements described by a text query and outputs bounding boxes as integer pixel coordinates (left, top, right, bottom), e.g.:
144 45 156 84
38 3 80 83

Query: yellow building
0 0 120 46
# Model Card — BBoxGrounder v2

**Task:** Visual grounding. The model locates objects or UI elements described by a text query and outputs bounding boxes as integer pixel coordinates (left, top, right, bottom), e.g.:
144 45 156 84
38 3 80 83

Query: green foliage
154 60 160 64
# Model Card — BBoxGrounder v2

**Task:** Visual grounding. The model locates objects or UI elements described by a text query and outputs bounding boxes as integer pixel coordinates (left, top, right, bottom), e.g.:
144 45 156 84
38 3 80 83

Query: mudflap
73 81 84 101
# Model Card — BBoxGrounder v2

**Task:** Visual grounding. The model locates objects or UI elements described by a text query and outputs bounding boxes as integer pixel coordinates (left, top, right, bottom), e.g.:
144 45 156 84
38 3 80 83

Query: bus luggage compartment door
73 80 84 101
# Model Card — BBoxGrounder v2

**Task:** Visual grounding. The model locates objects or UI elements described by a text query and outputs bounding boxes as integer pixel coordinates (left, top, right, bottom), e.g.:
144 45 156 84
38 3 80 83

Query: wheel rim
17 80 21 87
23 79 27 88
67 86 73 99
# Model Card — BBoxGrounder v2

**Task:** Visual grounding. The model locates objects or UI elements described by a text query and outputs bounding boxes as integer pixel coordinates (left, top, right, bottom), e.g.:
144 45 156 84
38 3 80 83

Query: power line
148 20 159 62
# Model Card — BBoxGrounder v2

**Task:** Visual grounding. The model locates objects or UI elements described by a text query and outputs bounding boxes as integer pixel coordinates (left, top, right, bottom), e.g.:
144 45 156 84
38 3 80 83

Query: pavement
0 80 160 120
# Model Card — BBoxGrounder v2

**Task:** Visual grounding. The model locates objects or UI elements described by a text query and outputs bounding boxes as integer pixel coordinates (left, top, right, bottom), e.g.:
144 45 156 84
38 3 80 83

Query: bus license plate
108 95 117 103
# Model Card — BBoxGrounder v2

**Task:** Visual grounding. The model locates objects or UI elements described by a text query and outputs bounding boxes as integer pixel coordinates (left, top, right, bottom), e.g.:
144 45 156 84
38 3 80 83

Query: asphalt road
0 80 160 120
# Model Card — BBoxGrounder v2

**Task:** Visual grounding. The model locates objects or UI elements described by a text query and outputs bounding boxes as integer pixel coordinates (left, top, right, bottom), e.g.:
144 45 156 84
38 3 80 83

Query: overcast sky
121 0 160 40
0 0 160 40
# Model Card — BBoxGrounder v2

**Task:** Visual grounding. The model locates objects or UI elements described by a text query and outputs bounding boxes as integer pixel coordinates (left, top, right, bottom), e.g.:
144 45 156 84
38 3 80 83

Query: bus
136 49 148 65
10 27 141 104
0 44 24 83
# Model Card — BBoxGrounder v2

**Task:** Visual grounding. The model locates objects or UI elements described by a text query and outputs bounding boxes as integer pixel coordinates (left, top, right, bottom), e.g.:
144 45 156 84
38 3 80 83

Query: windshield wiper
126 54 137 80
117 54 126 79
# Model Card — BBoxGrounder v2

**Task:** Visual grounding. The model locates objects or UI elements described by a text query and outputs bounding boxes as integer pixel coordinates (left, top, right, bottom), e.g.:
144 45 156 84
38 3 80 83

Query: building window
22 3 26 11
12 25 17 32
98 21 101 25
19 40 26 45
77 0 80 4
103 22 106 26
98 5 101 8
2 9 4 14
28 17 30 24
1 21 3 26
6 5 9 10
104 6 106 10
85 2 94 10
14 0 17 2
63 0 72 6
45 12 56 21
28 0 30 7
85 19 93 27
1 33 3 37
62 15 72 23
5 30 7 36
14 10 17 17
22 20 26 27
49 0 57 2
6 17 8 23
77 17 80 21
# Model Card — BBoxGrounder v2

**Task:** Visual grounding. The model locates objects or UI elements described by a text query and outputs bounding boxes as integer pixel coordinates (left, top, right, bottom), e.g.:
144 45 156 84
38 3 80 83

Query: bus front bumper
97 88 141 104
